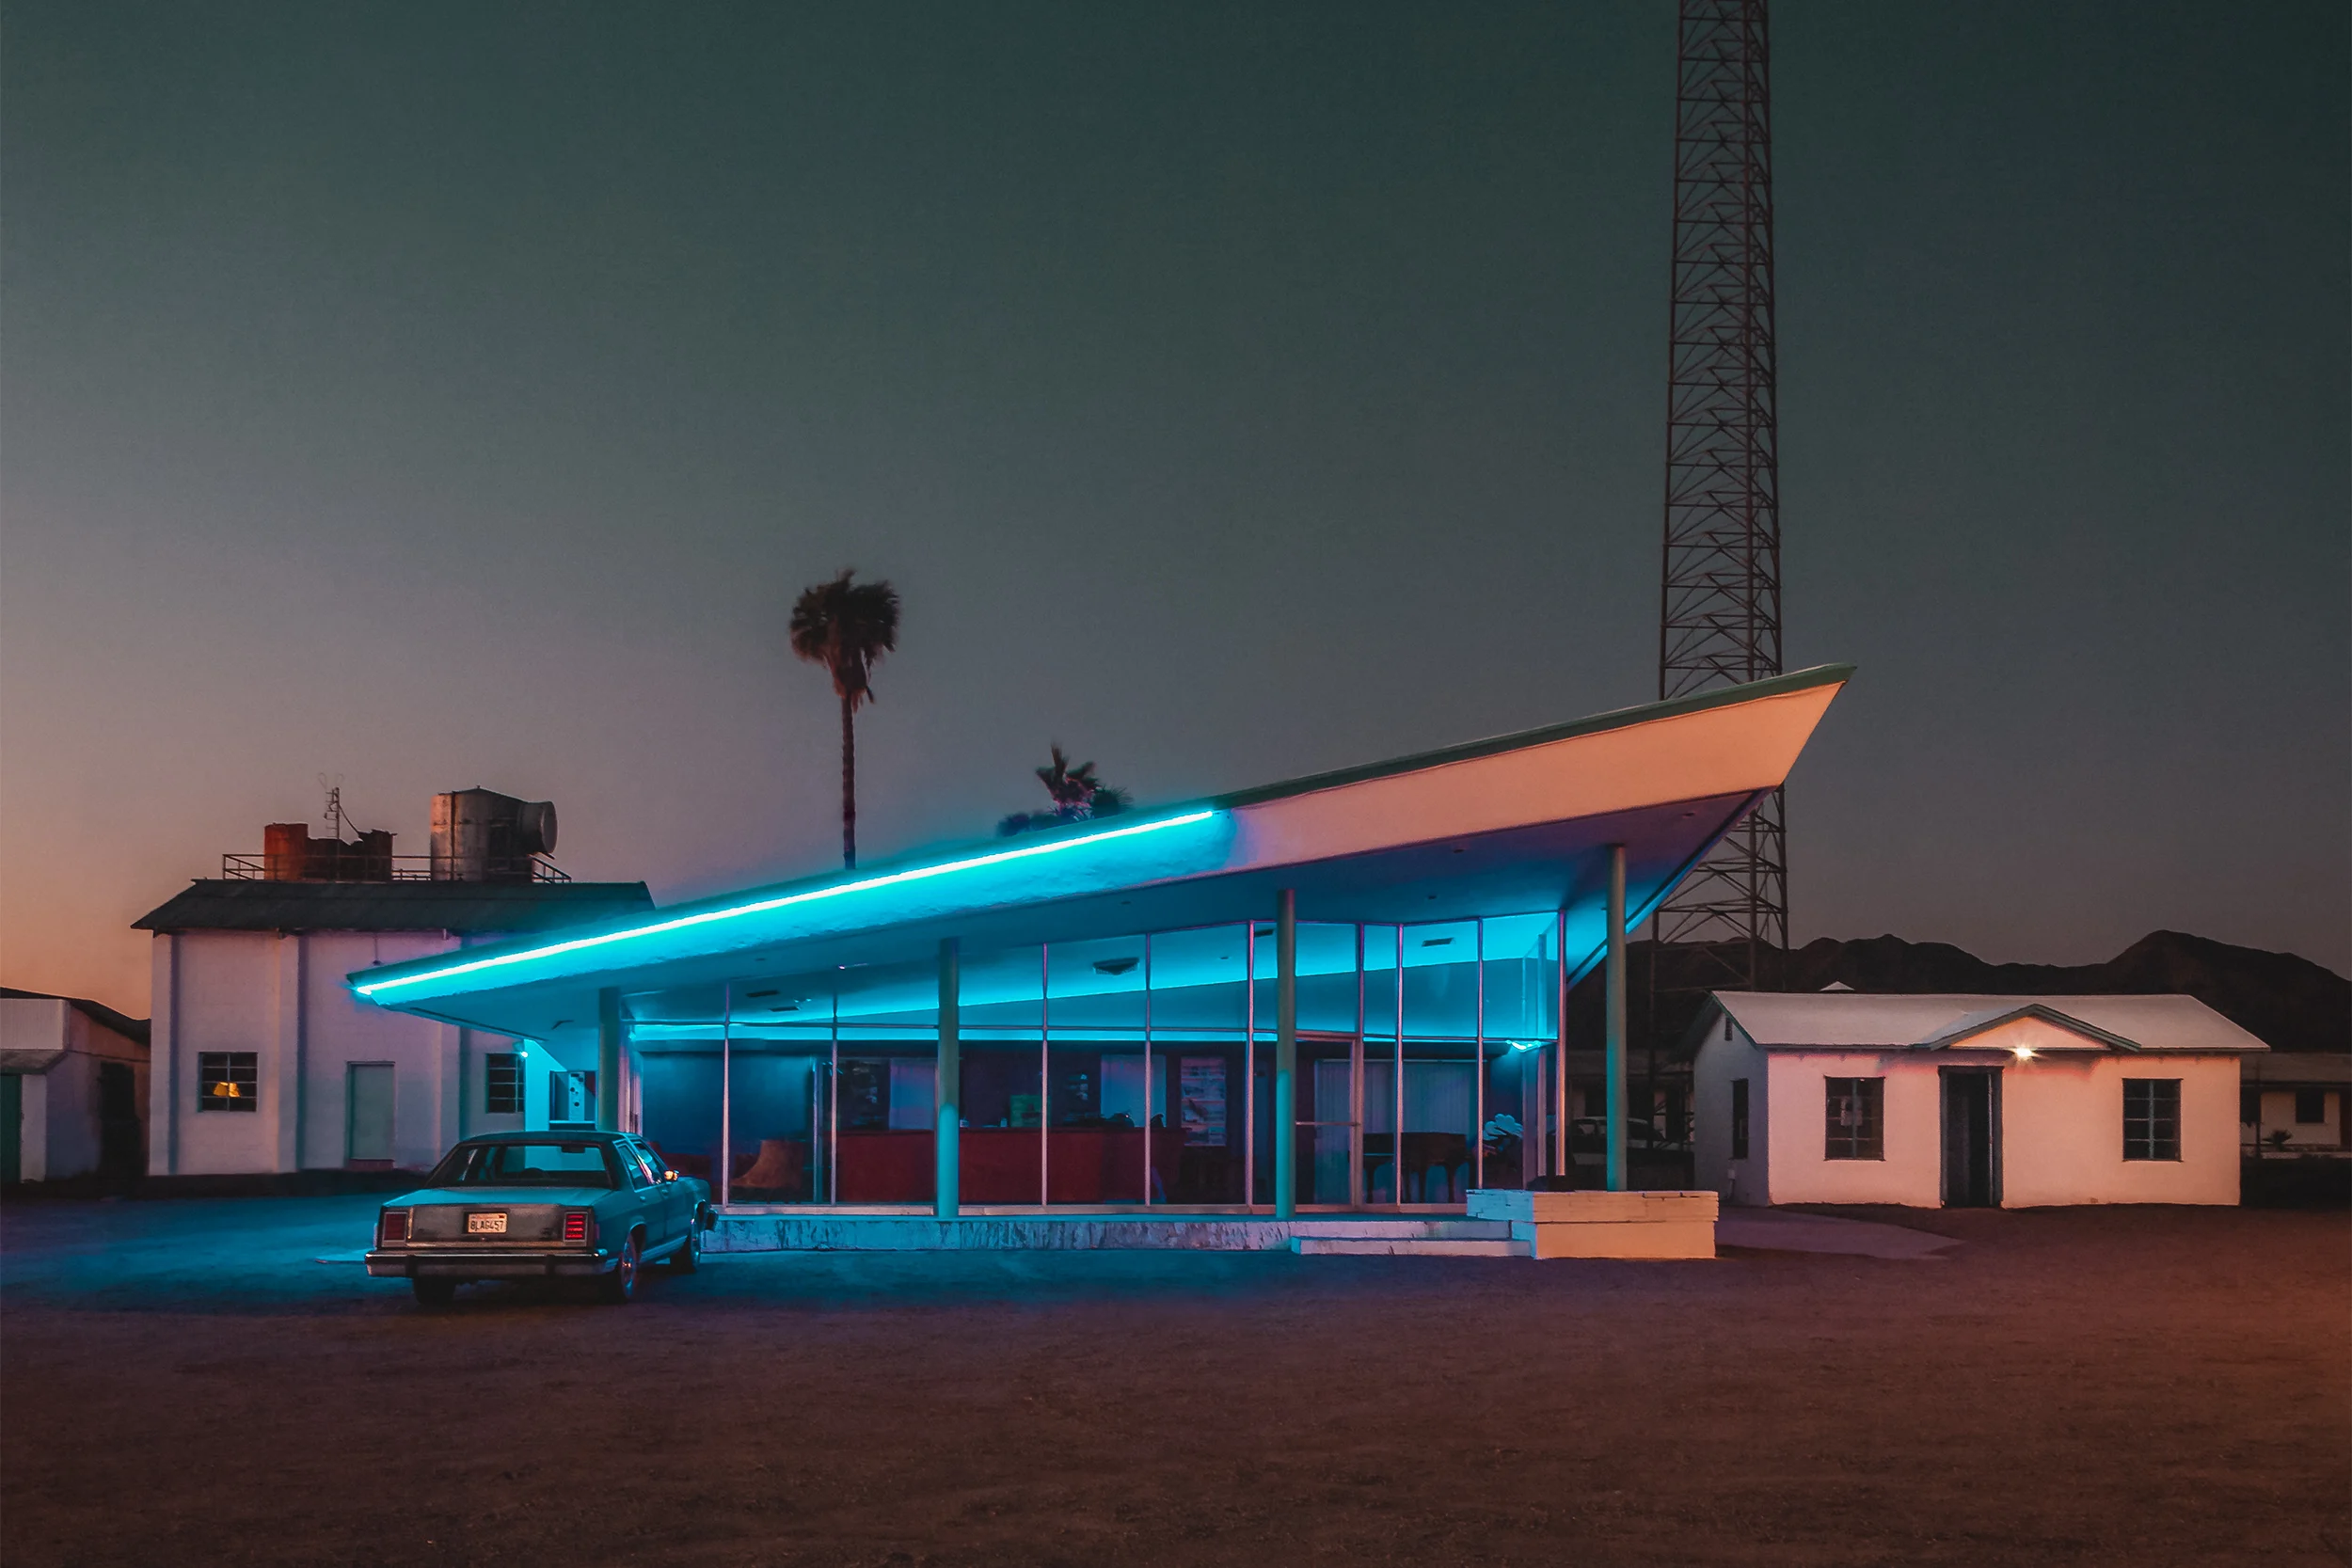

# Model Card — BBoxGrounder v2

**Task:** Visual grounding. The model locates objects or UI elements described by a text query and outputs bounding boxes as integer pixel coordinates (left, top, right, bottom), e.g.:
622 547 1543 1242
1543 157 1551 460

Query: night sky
4 2 2344 1016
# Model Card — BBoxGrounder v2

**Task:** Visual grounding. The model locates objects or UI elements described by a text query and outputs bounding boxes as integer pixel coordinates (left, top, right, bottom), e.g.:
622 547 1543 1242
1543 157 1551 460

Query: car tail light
379 1210 409 1244
562 1211 590 1243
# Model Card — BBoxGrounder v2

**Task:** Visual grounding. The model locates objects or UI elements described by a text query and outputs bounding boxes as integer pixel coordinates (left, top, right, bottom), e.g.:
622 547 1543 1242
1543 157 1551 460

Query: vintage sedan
366 1131 713 1307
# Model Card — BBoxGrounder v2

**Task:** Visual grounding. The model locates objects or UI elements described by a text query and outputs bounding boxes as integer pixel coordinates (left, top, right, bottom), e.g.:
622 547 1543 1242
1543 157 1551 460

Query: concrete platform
1467 1189 1720 1259
707 1212 1517 1253
1291 1237 1527 1257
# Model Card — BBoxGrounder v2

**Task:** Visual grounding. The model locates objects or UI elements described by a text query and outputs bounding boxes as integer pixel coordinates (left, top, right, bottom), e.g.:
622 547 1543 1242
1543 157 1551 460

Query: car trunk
399 1188 607 1242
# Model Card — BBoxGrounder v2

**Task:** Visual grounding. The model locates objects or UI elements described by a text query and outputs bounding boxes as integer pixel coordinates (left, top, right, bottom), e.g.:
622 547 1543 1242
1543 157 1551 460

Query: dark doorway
97 1061 143 1178
1941 1069 1996 1208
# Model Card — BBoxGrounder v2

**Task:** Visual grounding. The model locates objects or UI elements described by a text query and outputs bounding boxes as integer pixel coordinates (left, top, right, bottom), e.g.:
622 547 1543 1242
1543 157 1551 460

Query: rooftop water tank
429 789 557 883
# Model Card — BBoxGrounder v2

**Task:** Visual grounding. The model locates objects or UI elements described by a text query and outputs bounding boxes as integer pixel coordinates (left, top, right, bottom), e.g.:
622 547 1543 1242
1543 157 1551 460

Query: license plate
467 1212 508 1235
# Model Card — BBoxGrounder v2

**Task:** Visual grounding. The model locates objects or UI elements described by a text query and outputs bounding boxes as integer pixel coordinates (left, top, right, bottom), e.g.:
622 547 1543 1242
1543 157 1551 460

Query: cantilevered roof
1711 991 2268 1054
351 665 1852 1047
135 879 655 935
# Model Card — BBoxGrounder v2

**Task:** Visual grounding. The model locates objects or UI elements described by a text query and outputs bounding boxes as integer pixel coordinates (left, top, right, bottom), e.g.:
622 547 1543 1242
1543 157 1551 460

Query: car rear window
427 1141 616 1188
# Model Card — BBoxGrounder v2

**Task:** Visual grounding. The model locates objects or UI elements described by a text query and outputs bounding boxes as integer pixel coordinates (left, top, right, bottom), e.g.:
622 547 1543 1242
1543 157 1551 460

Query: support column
1273 889 1297 1219
1554 908 1568 1179
272 935 304 1173
1605 842 1629 1193
935 938 961 1218
596 987 622 1132
151 935 179 1177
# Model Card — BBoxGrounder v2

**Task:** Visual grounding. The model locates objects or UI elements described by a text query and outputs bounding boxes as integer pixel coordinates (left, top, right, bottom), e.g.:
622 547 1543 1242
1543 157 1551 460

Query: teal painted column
1605 843 1629 1193
935 937 961 1218
1273 889 1297 1219
596 987 622 1132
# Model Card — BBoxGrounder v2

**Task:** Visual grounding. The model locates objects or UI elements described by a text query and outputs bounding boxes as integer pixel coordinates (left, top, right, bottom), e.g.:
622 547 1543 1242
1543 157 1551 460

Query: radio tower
1653 0 1785 992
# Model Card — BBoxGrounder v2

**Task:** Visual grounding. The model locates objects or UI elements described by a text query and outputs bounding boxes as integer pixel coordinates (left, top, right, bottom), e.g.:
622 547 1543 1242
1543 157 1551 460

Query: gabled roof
134 880 656 936
1914 1003 2146 1053
1708 991 2267 1054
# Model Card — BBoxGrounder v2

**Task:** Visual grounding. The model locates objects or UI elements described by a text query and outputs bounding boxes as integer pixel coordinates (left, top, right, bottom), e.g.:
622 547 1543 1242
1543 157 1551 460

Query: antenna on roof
319 774 349 842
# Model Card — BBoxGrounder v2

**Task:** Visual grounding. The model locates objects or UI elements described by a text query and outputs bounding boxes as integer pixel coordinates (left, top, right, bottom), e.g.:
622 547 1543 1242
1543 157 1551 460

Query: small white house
1 989 151 1182
1691 992 2265 1209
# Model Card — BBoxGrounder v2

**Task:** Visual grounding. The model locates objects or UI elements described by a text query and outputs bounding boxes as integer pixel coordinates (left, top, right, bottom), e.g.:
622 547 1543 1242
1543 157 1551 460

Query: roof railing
219 852 571 885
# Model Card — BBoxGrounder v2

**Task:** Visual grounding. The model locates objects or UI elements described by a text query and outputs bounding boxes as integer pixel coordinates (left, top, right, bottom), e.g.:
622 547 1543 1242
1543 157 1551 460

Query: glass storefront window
1148 925 1249 1203
628 907 1577 1211
1045 936 1152 1203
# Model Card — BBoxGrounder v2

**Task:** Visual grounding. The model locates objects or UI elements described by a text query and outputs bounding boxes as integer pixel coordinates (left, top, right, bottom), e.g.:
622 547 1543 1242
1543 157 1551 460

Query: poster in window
1179 1057 1226 1147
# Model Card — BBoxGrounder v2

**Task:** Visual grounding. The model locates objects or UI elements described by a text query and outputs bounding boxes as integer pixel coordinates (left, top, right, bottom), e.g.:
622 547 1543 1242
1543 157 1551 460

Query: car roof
453 1131 631 1146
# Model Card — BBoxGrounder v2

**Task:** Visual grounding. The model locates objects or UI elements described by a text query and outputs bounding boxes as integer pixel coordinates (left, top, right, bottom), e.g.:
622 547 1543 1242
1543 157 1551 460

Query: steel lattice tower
1652 0 1785 990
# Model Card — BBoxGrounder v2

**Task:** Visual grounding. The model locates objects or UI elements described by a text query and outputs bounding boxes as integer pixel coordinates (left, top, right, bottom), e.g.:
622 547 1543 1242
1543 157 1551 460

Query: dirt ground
2 1198 2345 1568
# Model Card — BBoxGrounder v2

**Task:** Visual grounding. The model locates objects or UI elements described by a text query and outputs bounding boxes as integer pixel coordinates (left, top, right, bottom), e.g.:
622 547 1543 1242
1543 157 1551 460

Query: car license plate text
467 1212 508 1235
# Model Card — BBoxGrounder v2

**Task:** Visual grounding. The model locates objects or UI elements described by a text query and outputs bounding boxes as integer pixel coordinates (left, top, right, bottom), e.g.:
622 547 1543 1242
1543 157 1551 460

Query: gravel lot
3 1196 2344 1567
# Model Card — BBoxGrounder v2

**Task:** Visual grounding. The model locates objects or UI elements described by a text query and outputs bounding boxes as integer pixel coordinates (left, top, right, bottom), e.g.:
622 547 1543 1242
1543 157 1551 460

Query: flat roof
135 879 656 935
352 666 1851 1046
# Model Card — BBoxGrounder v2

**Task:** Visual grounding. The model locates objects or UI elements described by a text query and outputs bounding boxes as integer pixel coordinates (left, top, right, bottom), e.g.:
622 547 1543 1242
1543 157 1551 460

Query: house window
485 1053 522 1116
197 1052 258 1113
2294 1088 2327 1125
1823 1077 1883 1160
2123 1079 2181 1161
1730 1078 1750 1160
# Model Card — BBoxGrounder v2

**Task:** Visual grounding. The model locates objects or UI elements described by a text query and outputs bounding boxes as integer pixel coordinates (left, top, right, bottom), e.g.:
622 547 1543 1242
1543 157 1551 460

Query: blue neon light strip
352 810 1220 999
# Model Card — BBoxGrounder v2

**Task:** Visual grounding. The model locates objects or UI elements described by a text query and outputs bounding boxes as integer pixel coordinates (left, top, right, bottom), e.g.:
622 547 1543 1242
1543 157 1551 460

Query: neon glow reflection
352 810 1219 1000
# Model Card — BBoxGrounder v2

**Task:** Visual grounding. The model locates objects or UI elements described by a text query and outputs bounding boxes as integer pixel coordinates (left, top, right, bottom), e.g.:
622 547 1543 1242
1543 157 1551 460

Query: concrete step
1292 1237 1530 1258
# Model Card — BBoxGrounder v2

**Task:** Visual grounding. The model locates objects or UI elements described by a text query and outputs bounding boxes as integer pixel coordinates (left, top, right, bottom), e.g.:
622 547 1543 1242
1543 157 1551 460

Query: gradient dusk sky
3 2 2345 1017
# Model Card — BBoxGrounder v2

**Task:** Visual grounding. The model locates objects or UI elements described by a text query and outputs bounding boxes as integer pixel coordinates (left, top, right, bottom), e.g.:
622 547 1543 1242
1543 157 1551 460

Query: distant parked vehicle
1567 1117 1690 1168
365 1132 713 1307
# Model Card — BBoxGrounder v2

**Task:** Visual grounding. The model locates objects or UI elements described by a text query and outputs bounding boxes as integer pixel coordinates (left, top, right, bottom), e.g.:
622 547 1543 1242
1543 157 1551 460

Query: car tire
598 1233 643 1305
412 1277 457 1308
670 1227 699 1274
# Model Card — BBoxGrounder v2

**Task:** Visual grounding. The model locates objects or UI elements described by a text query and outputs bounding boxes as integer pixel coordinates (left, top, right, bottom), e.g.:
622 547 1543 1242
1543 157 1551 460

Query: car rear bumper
366 1248 615 1279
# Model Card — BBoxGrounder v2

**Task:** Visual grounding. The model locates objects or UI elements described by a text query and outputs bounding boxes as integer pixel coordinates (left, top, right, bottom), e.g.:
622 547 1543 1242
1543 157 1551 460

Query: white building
2241 1053 2350 1155
135 794 651 1176
0 989 151 1182
1691 992 2265 1209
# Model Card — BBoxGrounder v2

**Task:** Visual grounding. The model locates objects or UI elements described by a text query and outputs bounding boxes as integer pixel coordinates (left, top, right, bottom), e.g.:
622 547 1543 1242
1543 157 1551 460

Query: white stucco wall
17 1070 49 1180
44 1012 99 1180
152 927 532 1174
1997 1051 2239 1206
7 997 151 1181
1740 1018 2244 1208
1762 1051 1943 1206
161 932 278 1175
2249 1087 2344 1151
1692 1020 1771 1206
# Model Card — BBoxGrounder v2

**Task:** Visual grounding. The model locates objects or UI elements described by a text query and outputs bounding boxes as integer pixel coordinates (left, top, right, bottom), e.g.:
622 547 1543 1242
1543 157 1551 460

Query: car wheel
670 1226 700 1274
412 1277 457 1308
598 1233 643 1304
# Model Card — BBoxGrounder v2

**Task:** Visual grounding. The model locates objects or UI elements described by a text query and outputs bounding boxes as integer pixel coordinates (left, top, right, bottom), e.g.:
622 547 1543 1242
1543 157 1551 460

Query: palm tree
1036 744 1101 816
789 570 900 869
999 745 1132 835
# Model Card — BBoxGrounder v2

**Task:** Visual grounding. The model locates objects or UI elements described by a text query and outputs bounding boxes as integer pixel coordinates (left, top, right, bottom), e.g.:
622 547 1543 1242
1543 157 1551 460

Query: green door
347 1063 395 1165
1 1073 22 1184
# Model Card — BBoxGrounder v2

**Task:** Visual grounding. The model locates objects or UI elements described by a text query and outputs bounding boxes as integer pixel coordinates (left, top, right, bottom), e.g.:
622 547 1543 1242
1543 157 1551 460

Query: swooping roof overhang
349 665 1851 1046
